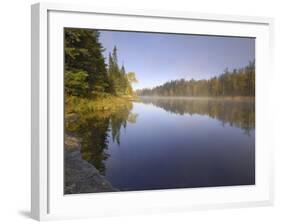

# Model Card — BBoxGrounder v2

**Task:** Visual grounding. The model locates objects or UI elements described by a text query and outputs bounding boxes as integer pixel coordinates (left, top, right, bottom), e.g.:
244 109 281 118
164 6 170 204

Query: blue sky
99 30 255 90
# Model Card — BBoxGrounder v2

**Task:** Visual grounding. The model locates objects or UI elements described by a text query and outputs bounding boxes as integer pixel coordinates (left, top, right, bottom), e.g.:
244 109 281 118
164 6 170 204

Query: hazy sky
99 30 255 90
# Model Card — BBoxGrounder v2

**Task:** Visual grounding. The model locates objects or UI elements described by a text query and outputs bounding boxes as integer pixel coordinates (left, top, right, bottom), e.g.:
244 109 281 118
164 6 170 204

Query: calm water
75 97 255 191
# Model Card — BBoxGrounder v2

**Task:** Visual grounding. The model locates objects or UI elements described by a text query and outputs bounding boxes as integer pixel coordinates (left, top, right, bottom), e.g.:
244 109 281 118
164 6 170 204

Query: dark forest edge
65 27 255 116
65 28 138 118
136 61 255 97
64 28 138 175
64 28 256 186
64 28 255 161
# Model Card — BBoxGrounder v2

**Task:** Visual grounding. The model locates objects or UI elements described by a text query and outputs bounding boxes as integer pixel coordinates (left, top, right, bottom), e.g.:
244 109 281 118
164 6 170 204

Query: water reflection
66 100 136 175
140 97 255 135
66 97 255 178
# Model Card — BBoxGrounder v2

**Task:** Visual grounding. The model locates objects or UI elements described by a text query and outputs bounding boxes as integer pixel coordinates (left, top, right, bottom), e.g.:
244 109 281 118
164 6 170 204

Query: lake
72 97 255 191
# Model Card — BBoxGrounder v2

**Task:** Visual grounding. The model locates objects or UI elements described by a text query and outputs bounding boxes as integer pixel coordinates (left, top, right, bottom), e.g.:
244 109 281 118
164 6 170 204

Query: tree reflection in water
65 100 137 175
66 97 254 174
140 97 255 135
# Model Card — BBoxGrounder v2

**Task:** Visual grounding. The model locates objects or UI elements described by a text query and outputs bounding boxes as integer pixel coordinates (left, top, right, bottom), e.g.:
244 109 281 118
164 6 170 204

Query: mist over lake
64 28 255 194
66 97 255 192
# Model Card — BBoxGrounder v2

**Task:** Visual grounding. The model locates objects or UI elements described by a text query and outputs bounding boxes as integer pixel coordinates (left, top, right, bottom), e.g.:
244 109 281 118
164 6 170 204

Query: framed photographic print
31 2 274 221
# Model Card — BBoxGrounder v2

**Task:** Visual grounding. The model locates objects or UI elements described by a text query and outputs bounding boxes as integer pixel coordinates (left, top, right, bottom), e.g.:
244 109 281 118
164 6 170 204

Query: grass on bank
65 95 137 117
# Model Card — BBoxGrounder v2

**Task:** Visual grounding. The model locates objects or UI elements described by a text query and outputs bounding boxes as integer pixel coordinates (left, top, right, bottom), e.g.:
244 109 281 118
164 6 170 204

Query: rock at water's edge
64 135 118 194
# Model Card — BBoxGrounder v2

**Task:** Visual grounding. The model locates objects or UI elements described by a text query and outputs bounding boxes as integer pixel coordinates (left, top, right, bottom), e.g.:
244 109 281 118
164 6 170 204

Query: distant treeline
64 28 137 98
136 61 255 97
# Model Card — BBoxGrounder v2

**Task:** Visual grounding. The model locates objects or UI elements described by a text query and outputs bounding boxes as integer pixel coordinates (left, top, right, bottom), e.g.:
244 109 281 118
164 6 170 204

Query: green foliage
137 61 255 97
65 28 109 97
65 71 89 97
65 96 137 174
65 28 136 99
107 46 136 96
64 28 138 173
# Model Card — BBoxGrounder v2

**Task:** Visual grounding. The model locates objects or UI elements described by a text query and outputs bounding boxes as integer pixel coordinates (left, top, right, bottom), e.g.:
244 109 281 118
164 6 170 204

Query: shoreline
64 95 135 194
138 95 255 101
64 134 118 194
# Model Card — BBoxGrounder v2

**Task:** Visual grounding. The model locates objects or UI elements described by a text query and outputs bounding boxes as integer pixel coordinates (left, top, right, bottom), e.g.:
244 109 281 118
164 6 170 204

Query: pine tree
137 61 255 97
64 28 109 97
65 29 136 99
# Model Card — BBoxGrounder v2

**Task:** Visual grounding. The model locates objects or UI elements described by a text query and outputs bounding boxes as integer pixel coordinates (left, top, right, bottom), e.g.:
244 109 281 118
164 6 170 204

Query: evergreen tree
137 61 255 97
64 28 137 99
107 46 137 96
65 28 109 97
120 64 128 95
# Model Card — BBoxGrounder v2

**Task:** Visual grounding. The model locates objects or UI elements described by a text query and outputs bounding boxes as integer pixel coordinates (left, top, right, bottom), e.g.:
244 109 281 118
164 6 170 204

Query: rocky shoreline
64 135 118 194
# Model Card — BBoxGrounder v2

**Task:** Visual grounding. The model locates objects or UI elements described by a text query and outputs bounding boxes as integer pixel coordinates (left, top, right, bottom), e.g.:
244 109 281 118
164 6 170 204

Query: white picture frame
31 2 274 221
